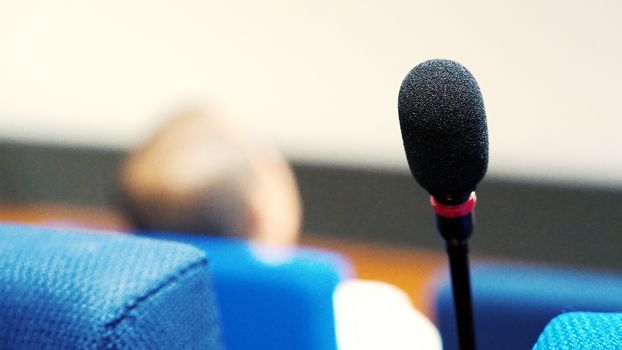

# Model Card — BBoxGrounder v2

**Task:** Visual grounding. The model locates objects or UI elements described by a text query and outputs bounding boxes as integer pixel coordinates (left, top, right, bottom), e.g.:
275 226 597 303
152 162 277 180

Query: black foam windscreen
398 59 488 203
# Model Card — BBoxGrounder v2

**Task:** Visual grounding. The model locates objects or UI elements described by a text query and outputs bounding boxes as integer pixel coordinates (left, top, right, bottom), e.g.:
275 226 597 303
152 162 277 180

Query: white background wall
1 1 621 186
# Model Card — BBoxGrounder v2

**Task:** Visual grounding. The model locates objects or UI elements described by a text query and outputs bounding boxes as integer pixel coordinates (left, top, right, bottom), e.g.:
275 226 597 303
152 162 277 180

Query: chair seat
138 231 353 350
434 263 622 350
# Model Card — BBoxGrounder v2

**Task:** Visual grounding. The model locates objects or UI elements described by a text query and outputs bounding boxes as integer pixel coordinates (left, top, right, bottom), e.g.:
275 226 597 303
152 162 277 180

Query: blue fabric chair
137 231 354 350
434 263 622 350
533 312 622 349
0 223 223 349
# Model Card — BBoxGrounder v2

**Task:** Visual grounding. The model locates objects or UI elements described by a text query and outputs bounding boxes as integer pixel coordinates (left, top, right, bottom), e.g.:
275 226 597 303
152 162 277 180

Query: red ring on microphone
430 192 477 218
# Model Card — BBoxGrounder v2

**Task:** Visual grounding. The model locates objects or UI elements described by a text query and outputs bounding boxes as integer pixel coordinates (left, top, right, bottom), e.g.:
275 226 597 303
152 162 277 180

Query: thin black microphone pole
397 59 487 350
446 239 476 350
436 211 477 350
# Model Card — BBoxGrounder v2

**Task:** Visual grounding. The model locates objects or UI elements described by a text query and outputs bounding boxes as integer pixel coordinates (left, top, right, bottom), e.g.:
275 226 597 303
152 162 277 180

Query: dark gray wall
297 164 622 271
1 141 622 271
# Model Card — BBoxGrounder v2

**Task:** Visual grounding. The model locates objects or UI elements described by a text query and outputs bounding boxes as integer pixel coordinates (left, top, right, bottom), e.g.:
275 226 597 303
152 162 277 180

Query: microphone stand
433 195 477 350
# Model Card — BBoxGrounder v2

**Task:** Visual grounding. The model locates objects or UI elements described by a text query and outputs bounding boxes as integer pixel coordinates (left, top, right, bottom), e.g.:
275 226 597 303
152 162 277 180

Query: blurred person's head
118 106 301 245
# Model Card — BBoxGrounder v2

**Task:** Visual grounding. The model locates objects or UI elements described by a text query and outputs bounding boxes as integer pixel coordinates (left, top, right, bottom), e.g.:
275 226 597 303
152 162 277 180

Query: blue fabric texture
137 231 353 350
434 263 622 350
0 223 223 349
533 312 622 350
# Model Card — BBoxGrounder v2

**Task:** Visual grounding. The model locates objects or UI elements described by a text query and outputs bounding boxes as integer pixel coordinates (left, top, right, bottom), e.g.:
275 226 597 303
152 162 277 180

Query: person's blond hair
119 107 301 244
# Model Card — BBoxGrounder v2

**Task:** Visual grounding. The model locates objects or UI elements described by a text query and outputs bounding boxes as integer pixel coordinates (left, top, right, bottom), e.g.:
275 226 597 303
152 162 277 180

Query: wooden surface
303 234 444 316
0 202 129 230
0 201 445 316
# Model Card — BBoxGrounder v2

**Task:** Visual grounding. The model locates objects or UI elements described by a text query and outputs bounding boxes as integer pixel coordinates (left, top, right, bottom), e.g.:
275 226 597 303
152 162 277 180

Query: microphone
397 59 488 350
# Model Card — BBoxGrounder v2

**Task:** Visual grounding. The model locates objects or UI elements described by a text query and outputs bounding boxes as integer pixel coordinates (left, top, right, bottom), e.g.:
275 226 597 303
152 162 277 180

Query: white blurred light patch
334 280 443 350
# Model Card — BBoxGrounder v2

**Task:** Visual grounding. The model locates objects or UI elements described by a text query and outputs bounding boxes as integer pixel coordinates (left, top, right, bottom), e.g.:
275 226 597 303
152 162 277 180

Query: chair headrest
0 223 223 349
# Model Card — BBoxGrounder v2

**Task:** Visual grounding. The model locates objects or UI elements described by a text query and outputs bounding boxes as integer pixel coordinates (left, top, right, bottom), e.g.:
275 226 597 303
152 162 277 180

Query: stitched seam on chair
104 257 208 331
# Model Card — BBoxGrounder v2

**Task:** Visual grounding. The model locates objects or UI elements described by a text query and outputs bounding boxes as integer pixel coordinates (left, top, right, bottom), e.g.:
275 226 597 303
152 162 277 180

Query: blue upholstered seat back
0 223 223 349
434 263 622 350
533 312 622 349
137 231 353 350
